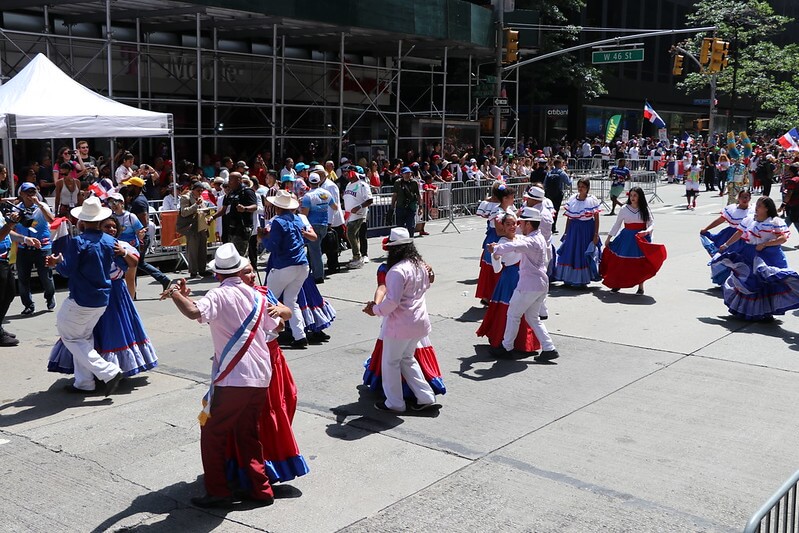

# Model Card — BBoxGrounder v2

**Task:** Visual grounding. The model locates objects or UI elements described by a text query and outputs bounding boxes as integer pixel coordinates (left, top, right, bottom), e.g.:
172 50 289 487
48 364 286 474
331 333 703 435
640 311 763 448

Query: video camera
0 201 36 228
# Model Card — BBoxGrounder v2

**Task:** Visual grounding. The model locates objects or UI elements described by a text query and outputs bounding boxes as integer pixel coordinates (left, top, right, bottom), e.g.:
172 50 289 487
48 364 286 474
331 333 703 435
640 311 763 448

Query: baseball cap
191 181 208 190
280 174 296 183
213 177 224 184
401 166 412 174
107 191 124 202
19 182 36 193
123 177 146 188
355 166 364 174
340 157 349 164
313 164 325 172
295 163 308 173
236 160 249 169
308 173 321 184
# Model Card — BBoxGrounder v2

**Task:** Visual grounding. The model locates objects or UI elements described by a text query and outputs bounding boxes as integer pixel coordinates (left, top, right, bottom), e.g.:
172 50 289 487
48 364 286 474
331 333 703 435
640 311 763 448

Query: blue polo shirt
301 187 335 226
55 229 126 307
265 213 308 269
0 213 11 261
15 205 52 251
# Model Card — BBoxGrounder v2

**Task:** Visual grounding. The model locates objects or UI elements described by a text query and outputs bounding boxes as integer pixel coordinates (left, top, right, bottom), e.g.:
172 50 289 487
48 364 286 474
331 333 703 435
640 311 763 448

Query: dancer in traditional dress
476 211 541 353
700 189 753 285
601 187 667 295
554 178 602 287
364 228 441 413
363 238 445 400
475 183 514 304
49 216 158 377
712 196 799 321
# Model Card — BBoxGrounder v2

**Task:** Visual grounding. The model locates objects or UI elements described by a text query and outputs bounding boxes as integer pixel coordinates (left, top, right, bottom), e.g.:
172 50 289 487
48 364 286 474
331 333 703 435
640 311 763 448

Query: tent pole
196 12 202 167
6 137 15 196
170 133 177 198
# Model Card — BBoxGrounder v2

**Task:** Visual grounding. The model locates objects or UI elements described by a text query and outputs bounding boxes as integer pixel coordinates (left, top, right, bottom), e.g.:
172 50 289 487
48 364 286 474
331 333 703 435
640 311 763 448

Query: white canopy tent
0 53 174 193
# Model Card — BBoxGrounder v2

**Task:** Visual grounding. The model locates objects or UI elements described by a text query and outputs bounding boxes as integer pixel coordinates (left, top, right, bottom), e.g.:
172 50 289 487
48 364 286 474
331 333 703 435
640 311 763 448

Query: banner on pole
605 114 621 143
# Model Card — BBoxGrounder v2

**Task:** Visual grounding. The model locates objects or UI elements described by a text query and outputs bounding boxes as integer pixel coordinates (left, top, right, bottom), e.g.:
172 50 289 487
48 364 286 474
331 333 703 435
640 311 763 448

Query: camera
0 201 35 228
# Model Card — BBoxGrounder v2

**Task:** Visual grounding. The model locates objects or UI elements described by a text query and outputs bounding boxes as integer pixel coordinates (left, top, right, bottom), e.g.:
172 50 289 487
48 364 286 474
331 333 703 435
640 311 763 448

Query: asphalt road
1 182 797 532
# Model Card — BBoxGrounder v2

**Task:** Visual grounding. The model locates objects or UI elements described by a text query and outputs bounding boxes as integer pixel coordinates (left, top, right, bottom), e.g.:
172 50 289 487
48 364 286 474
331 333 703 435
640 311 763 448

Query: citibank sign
546 107 568 116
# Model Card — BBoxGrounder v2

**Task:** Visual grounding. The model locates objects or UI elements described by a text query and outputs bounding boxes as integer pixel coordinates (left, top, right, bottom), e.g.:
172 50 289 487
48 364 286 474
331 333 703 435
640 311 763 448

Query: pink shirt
196 277 280 388
494 230 549 293
373 259 432 339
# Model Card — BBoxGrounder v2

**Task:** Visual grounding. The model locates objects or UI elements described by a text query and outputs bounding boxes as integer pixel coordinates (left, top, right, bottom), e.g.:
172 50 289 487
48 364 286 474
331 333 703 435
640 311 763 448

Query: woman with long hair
363 228 440 413
716 153 731 197
475 182 514 304
48 216 158 378
712 196 799 320
700 188 753 285
476 212 541 353
554 177 602 287
600 187 667 295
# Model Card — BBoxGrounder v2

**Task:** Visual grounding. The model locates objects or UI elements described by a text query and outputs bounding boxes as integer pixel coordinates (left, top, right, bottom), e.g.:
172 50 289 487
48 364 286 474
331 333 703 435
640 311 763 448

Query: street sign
592 48 645 64
494 97 508 106
693 98 711 106
474 85 494 98
491 107 511 116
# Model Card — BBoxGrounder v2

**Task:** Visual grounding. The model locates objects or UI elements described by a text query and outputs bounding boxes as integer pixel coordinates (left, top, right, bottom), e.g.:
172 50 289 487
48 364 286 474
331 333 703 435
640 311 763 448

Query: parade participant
543 157 571 234
685 155 701 210
301 172 338 280
363 228 439 413
727 157 749 205
178 181 211 279
601 187 667 295
476 212 540 354
108 191 145 298
390 167 422 237
487 207 558 361
15 182 56 315
363 237 444 400
607 158 631 216
123 177 171 291
162 243 280 508
264 190 314 349
48 216 158 377
713 196 799 321
342 166 373 270
45 197 125 395
474 182 507 304
554 177 602 288
700 189 753 285
229 263 310 484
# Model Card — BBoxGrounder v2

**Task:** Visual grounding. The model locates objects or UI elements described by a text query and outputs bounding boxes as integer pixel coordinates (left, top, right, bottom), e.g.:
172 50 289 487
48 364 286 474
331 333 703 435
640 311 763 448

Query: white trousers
57 297 120 391
503 289 555 352
267 264 309 340
381 336 435 411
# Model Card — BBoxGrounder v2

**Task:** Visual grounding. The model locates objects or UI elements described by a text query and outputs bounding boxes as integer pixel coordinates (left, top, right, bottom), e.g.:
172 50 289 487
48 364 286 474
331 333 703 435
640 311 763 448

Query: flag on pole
681 132 694 145
777 128 799 151
87 181 109 200
643 101 666 129
605 114 622 143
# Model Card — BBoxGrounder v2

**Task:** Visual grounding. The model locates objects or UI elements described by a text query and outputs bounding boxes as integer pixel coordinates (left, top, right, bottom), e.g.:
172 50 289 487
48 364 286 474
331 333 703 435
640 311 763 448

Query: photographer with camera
0 207 43 346
15 182 56 315
74 141 98 184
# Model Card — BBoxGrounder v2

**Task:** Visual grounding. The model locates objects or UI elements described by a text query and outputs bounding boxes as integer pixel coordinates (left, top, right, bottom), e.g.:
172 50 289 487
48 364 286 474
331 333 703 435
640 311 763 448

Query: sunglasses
59 171 70 175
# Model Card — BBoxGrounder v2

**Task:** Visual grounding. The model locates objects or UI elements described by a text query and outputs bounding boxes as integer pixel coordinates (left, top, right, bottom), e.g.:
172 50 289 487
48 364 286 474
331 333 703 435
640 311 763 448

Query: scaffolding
0 1 509 168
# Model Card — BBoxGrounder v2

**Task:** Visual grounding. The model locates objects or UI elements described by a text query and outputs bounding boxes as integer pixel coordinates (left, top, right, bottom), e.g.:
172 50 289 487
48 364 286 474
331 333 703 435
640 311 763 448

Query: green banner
605 114 622 143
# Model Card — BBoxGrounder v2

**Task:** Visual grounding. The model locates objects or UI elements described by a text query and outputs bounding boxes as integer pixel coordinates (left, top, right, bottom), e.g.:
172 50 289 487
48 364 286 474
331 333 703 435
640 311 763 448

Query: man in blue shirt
46 197 125 395
543 157 571 234
15 182 56 315
300 172 338 282
0 209 41 346
608 158 631 216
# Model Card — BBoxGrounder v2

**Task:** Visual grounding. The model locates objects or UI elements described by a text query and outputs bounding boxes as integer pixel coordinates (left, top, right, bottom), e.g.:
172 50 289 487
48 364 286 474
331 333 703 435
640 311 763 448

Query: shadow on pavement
550 285 601 297
592 290 657 305
698 315 799 350
456 278 478 285
454 344 541 382
326 385 404 441
455 306 486 323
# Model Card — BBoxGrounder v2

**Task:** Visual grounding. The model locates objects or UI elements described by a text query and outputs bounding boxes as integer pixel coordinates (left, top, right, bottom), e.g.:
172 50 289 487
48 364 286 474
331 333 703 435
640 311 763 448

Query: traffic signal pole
672 44 718 139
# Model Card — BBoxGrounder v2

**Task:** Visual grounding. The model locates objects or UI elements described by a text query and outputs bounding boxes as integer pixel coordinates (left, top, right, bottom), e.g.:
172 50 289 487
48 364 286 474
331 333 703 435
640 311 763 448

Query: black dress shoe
232 490 275 505
104 372 124 397
290 338 308 349
64 384 94 394
1 329 16 338
490 345 513 358
0 332 19 346
535 349 560 362
191 494 234 508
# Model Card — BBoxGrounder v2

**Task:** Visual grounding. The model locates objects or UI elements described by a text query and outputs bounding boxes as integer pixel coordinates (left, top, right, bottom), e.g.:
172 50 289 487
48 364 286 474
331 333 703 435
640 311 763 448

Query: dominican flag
778 128 799 151
682 132 694 145
87 181 109 200
643 101 666 129
49 217 72 258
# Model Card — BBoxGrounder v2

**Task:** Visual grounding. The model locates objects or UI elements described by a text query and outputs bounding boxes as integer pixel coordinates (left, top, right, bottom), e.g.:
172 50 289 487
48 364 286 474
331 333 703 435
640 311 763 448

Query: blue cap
280 174 296 182
401 166 412 174
19 182 36 193
295 163 308 173
355 166 364 174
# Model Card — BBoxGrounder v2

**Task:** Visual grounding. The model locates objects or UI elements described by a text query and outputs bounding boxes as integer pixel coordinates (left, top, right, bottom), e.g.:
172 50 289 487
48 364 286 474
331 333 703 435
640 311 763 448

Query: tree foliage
678 0 799 133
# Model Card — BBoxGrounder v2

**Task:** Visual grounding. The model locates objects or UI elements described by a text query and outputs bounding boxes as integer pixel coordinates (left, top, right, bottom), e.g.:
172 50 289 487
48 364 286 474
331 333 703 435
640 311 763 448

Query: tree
677 0 798 133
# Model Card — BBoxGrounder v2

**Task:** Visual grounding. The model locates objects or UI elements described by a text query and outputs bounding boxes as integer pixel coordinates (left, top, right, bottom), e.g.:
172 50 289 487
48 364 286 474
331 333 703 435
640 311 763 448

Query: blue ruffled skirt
555 219 602 286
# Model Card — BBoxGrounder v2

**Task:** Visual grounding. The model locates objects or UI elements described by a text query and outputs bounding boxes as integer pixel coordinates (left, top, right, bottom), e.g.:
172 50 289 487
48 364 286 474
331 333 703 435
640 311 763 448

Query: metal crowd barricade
744 469 799 533
629 170 662 204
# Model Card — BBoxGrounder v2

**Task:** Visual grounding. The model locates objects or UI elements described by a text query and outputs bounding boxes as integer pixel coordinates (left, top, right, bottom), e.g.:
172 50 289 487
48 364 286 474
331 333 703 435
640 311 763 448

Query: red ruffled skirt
600 224 667 289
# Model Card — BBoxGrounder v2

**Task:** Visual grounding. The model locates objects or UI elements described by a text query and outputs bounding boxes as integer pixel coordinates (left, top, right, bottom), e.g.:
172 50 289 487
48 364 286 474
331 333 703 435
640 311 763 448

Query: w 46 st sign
592 48 644 64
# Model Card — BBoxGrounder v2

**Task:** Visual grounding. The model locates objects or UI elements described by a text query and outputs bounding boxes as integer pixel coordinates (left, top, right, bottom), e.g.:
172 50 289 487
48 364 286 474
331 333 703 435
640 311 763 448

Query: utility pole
672 43 718 138
493 0 504 153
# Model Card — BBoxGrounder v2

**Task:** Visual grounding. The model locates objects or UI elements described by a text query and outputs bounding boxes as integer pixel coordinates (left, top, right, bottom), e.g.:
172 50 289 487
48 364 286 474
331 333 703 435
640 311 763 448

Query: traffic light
709 39 729 73
504 29 519 64
672 54 684 76
699 37 713 66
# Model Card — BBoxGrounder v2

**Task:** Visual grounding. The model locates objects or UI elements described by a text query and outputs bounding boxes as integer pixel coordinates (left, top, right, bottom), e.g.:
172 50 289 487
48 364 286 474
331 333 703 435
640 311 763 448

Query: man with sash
163 243 280 508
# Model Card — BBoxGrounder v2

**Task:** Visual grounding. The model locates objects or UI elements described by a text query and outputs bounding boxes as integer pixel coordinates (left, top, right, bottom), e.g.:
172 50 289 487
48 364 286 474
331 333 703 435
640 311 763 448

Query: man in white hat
488 206 559 362
45 196 125 394
162 243 281 508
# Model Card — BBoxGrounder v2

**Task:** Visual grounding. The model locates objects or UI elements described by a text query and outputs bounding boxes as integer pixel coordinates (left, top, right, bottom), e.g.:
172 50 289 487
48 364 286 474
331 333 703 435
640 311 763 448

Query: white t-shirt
343 179 373 221
115 165 133 185
320 178 345 226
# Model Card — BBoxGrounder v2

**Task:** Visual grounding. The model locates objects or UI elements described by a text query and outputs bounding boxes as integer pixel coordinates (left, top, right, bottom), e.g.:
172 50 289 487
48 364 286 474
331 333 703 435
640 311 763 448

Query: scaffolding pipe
394 39 402 159
280 35 285 160
106 0 114 163
338 32 344 161
514 64 519 152
196 12 202 165
441 46 448 156
271 24 277 166
213 26 218 155
43 5 50 59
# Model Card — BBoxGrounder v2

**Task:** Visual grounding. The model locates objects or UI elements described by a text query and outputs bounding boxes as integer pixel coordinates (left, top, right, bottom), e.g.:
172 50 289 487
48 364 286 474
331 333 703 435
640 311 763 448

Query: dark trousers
200 386 273 499
16 247 55 308
548 193 564 232
185 229 208 276
0 260 15 328
138 237 170 286
395 207 416 237
358 220 368 258
248 234 258 273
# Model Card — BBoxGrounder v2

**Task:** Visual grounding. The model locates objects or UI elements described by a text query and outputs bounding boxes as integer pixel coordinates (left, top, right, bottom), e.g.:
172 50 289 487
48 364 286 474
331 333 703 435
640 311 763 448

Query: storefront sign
546 106 568 117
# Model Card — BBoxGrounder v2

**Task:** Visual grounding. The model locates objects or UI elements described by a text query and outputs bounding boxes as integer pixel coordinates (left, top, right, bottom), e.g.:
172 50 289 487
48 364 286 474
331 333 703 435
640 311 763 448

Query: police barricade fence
145 199 222 262
744 469 799 533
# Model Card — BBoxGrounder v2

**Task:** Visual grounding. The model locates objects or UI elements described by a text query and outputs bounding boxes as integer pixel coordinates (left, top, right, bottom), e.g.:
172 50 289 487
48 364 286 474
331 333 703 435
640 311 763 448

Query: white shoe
347 258 364 269
363 256 370 263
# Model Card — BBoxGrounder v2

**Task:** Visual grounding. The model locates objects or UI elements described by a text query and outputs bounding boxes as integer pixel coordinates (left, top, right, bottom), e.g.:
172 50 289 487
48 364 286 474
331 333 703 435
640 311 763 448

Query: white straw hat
71 196 111 222
207 242 250 274
266 190 300 210
385 227 414 246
